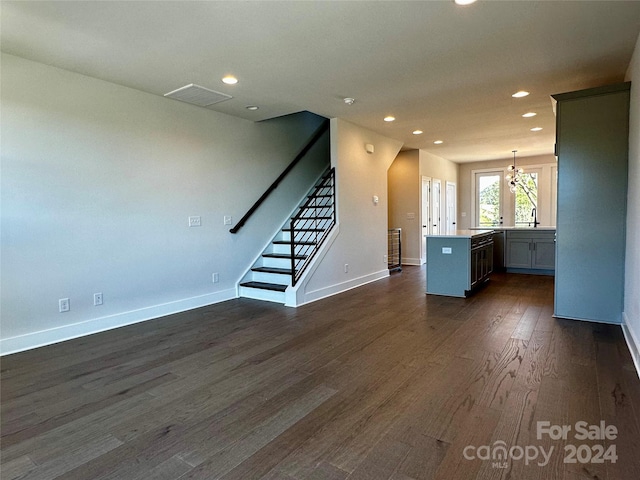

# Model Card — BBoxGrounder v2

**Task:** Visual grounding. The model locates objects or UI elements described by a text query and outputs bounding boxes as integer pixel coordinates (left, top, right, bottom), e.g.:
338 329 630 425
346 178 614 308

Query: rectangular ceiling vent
164 84 232 107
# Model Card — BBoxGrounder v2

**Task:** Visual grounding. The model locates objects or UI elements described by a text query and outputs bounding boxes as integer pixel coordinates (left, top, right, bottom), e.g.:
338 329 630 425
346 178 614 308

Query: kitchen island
426 230 494 297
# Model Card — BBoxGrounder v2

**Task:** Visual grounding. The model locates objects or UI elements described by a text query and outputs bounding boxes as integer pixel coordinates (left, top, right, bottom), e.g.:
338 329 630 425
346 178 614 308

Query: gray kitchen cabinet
552 83 629 324
505 230 555 273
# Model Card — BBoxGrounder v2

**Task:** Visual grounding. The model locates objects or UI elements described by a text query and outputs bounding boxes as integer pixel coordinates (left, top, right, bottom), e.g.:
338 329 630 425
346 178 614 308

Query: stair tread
240 281 288 292
282 228 326 232
263 253 308 259
251 267 292 274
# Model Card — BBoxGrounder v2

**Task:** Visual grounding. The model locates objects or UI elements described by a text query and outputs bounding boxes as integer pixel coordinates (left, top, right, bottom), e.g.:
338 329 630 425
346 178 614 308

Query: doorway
421 176 431 264
445 181 457 234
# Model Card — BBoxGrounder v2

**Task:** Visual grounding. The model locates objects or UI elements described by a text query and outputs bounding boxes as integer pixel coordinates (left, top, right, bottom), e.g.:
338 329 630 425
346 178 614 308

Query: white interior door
421 176 431 264
432 179 441 235
445 181 457 234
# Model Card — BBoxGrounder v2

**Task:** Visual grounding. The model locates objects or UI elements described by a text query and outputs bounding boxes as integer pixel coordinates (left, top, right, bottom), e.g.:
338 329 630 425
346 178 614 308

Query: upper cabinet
552 83 630 324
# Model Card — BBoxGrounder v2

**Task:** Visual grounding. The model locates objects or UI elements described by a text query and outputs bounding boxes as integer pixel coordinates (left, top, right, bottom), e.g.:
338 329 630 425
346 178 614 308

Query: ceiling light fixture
512 90 530 98
344 97 355 105
522 112 537 117
384 116 395 122
434 140 444 145
454 0 477 5
506 150 524 194
246 105 259 111
222 75 238 85
530 127 543 132
413 130 423 135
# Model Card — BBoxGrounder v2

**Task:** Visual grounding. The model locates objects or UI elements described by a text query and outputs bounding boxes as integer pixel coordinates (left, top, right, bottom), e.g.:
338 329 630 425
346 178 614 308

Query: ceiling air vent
164 84 232 107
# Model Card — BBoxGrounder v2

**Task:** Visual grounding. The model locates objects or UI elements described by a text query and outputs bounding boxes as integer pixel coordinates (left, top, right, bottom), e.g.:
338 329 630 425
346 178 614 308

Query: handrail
230 119 330 234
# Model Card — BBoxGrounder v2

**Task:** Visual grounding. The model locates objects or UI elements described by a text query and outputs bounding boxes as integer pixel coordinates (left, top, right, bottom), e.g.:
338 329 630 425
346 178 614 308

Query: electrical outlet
212 273 219 283
94 292 103 306
188 216 201 227
59 298 70 313
344 263 349 273
223 216 232 226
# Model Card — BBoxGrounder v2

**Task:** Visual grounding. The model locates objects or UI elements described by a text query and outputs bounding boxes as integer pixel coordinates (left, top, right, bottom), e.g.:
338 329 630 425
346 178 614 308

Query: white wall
301 119 403 302
0 54 329 354
623 33 640 373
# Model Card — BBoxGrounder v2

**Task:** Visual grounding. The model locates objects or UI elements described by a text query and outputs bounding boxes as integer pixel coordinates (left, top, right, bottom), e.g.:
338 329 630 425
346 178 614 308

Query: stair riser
239 286 286 304
262 256 296 269
271 244 315 255
280 231 327 243
251 271 292 284
290 219 333 230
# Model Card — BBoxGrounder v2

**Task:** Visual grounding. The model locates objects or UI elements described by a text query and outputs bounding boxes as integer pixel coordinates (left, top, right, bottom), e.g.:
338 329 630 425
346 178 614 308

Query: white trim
298 269 390 306
0 289 237 356
402 257 422 266
622 312 640 379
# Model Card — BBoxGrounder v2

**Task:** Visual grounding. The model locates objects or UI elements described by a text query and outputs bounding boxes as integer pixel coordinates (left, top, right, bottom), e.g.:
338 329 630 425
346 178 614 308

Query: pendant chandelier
506 150 524 193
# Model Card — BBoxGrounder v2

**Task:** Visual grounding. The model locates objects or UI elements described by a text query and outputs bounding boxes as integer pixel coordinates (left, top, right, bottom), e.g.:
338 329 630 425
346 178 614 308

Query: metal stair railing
388 228 402 272
290 168 336 286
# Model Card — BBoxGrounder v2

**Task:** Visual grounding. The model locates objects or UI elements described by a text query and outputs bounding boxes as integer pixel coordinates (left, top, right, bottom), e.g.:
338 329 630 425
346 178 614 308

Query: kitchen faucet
531 208 540 228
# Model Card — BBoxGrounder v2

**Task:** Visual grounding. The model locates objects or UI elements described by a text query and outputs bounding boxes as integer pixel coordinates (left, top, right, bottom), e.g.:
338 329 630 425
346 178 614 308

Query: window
476 172 502 227
473 164 556 228
514 172 538 226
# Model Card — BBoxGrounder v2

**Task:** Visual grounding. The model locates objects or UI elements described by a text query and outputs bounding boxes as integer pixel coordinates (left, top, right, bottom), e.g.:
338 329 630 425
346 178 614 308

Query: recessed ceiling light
512 91 530 98
454 0 477 5
344 97 355 105
384 116 395 122
246 105 259 111
413 130 423 135
222 75 238 85
531 127 543 132
434 140 444 145
522 112 537 118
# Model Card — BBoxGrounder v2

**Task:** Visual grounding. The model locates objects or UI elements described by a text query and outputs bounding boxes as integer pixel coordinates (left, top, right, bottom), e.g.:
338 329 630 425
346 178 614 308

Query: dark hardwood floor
2 267 639 480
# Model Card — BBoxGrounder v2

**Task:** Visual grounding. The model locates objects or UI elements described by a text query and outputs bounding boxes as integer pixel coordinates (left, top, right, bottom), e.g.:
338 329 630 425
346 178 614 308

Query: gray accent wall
553 83 630 324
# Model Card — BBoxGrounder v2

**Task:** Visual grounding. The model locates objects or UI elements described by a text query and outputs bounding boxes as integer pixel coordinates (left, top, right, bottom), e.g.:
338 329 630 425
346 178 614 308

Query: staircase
239 168 336 304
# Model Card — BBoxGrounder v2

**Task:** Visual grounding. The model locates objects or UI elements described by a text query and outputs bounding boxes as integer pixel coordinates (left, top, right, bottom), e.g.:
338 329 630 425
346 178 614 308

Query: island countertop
426 229 494 239
470 226 556 232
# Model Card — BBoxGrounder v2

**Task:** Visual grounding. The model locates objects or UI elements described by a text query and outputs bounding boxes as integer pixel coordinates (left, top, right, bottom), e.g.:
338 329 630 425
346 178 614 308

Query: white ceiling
2 1 639 163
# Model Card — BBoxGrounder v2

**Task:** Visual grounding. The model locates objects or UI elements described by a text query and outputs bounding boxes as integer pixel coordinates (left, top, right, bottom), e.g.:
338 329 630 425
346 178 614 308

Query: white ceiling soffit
164 84 232 107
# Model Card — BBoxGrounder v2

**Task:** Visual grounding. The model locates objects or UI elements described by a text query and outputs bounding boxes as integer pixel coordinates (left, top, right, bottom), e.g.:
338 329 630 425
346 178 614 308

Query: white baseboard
299 269 390 306
0 288 237 356
622 312 640 379
402 257 422 266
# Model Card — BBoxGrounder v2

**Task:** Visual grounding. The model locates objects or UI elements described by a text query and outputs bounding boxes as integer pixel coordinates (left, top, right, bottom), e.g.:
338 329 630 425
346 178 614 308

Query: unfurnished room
2 1 640 479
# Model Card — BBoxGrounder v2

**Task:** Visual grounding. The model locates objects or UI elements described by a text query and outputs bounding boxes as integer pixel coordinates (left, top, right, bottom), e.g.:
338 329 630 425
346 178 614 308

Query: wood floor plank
2 268 639 480
177 385 337 479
